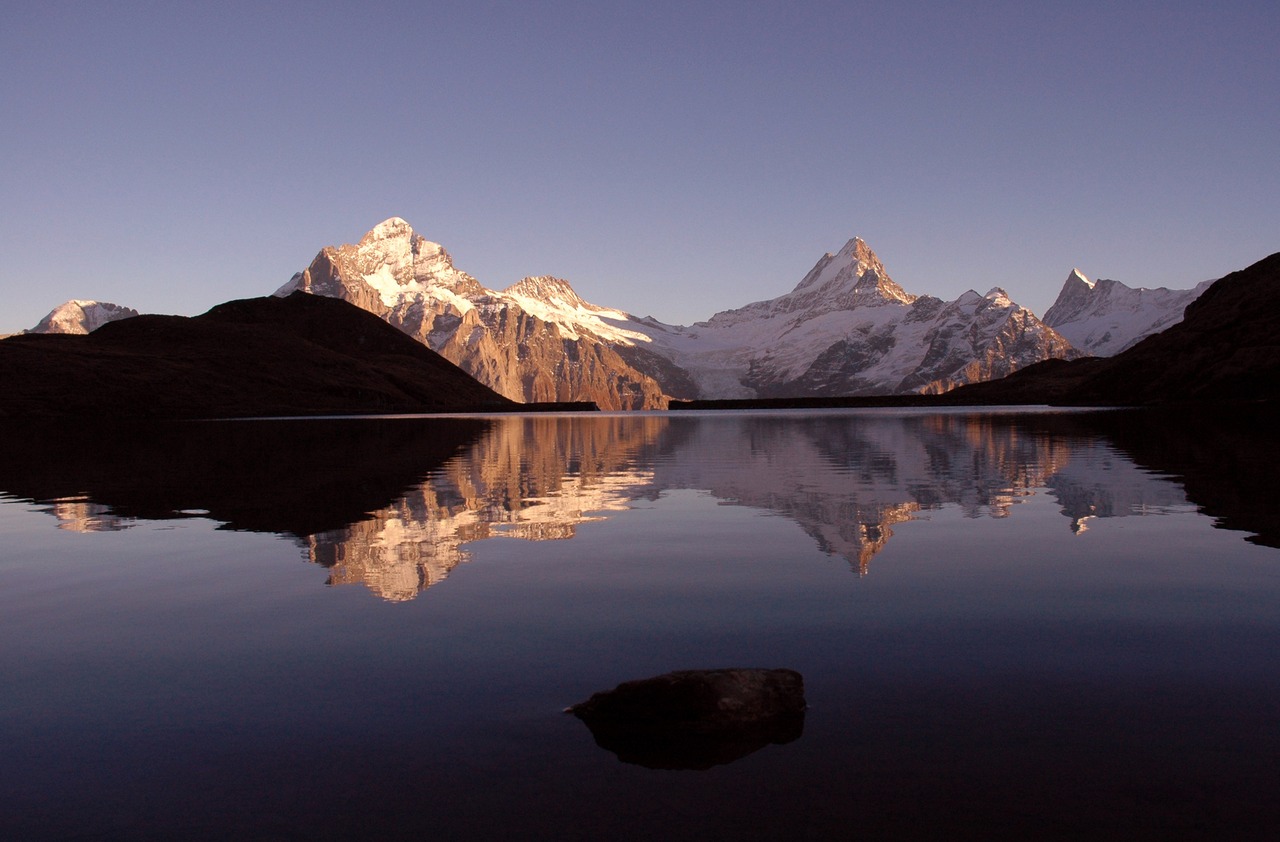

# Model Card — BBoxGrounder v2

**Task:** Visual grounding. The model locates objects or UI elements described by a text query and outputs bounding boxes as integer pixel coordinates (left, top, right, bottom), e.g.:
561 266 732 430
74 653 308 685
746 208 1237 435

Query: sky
3 0 1278 334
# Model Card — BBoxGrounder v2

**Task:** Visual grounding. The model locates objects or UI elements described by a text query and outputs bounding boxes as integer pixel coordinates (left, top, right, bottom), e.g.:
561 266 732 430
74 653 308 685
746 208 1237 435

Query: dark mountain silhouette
0 292 522 419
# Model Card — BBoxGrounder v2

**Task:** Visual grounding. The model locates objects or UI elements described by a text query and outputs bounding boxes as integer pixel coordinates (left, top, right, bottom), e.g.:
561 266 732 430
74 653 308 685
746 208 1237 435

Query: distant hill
948 250 1280 405
0 292 520 419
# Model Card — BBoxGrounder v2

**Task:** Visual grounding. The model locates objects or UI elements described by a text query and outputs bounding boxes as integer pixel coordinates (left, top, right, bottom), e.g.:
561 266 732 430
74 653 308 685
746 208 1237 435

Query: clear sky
3 0 1277 334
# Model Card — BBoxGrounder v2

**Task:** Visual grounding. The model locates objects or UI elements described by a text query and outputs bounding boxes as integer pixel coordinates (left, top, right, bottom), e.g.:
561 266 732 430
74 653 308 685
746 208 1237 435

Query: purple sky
3 1 1278 334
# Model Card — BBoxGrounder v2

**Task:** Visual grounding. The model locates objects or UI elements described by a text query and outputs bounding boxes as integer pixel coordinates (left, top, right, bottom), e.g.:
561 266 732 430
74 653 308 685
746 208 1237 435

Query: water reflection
305 416 662 600
39 497 137 532
2 408 1276 601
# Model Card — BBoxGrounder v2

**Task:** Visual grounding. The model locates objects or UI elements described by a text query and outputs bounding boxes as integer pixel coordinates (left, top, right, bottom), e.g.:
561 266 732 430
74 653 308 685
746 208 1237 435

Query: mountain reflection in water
1 407 1276 601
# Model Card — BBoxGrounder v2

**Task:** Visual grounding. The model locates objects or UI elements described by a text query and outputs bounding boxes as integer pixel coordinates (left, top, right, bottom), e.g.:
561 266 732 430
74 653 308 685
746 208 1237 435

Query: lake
2 407 1278 839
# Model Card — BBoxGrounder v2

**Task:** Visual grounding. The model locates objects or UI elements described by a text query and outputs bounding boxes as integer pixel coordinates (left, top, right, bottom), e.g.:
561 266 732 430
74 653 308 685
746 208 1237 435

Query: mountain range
268 218 1213 408
16 217 1225 410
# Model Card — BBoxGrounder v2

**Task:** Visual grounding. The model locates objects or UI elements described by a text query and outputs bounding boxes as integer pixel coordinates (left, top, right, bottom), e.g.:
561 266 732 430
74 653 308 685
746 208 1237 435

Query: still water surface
2 408 1278 839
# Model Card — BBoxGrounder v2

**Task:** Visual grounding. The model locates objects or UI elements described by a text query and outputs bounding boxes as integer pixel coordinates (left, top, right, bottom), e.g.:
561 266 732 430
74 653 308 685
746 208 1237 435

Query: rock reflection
3 408 1275 601
283 416 665 601
41 497 136 532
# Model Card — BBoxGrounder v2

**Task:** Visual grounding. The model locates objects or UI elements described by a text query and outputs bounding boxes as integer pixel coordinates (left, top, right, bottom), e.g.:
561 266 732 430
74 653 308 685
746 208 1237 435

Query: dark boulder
568 668 805 770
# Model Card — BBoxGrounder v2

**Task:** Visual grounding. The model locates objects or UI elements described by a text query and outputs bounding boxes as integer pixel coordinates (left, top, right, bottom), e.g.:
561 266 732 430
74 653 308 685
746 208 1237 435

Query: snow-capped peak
361 216 414 245
794 236 888 292
504 275 589 309
788 236 913 304
501 276 647 343
1067 268 1095 289
1040 269 1102 328
1043 268 1211 356
836 236 876 262
29 300 139 334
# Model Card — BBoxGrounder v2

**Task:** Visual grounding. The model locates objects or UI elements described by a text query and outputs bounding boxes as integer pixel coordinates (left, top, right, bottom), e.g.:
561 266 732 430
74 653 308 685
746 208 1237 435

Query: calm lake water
2 408 1279 840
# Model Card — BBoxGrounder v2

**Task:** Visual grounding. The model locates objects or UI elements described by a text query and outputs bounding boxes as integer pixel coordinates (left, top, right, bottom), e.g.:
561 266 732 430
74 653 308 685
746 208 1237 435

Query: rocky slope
0 292 516 419
28 300 139 334
281 219 1077 407
1042 269 1211 356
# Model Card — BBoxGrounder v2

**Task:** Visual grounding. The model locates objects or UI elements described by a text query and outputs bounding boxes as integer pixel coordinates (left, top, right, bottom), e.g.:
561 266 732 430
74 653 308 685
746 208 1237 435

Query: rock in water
568 668 805 770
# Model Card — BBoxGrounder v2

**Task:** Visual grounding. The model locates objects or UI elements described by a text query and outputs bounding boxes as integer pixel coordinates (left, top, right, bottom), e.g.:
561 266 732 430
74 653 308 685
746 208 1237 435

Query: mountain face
1042 269 1211 356
274 218 673 410
282 220 1076 407
29 300 139 334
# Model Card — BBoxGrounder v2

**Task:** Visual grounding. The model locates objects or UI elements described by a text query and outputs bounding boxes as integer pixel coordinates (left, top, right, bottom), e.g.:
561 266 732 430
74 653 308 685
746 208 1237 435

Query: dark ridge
520 402 602 412
0 292 597 419
670 395 945 410
1074 405 1280 549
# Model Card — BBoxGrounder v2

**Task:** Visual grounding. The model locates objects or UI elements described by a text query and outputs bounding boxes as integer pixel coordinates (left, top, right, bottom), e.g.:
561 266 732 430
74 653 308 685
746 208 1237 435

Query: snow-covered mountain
28 300 138 334
1042 269 1211 356
625 238 1075 398
280 219 1077 407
